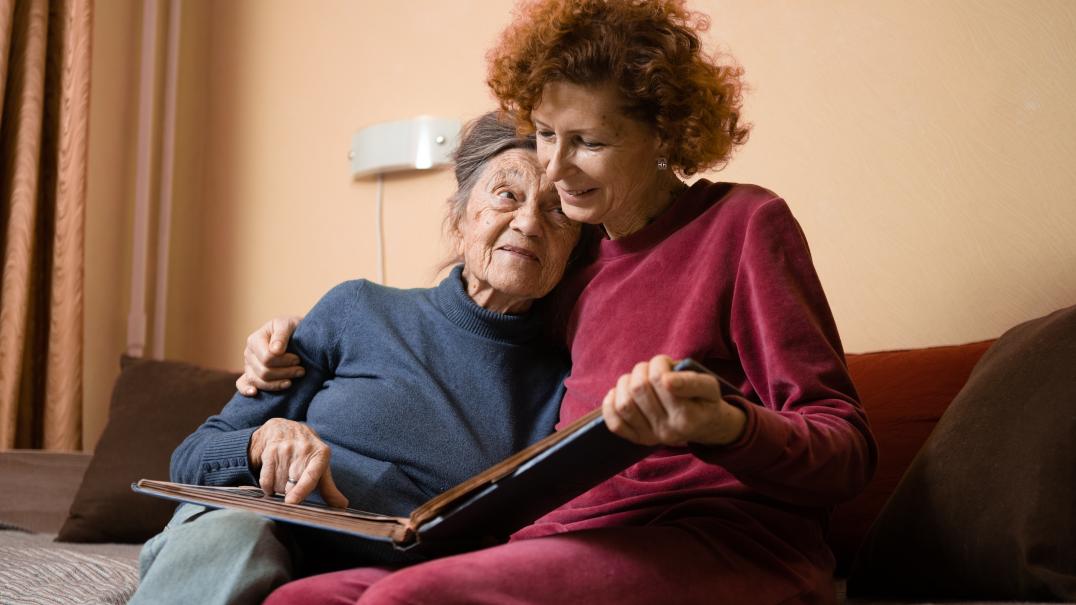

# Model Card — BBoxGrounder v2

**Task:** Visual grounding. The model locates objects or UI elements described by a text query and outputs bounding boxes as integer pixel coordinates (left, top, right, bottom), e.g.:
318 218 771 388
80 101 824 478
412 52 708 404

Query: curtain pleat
0 0 49 450
43 0 91 449
0 0 90 451
0 1 17 117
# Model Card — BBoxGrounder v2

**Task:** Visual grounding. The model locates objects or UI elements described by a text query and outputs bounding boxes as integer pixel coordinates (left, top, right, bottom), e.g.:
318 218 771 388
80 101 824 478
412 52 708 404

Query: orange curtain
0 0 92 450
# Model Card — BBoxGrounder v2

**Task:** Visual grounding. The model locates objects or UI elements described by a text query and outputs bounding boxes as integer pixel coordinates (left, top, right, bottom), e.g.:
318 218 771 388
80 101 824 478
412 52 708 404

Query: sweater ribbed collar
432 265 541 343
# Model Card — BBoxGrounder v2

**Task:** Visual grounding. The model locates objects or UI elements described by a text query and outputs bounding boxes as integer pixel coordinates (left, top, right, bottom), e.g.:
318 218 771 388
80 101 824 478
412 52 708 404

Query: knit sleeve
691 198 877 506
169 282 357 486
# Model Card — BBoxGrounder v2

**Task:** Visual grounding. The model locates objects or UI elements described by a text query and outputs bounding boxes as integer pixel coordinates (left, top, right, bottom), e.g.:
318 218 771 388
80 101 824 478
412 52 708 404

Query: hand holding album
134 359 740 553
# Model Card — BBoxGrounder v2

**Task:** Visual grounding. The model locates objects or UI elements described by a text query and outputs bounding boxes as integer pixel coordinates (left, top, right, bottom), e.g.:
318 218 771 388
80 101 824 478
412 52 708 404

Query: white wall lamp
349 116 461 284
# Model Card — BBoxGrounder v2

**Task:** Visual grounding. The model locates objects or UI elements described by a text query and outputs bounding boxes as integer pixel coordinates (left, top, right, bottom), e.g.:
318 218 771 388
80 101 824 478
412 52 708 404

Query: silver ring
286 478 298 485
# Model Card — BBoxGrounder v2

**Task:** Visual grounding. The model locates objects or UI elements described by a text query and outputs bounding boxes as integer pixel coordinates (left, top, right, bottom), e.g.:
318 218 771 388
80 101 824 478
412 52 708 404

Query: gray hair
443 111 536 245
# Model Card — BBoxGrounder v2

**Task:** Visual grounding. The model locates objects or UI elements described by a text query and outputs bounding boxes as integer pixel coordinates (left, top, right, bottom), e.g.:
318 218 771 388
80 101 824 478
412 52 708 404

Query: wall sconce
350 116 461 178
348 116 461 284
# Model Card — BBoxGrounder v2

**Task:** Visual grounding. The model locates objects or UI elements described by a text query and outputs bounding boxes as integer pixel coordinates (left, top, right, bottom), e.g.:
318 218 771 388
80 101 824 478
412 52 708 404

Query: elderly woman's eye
496 190 518 201
545 204 569 220
580 138 604 150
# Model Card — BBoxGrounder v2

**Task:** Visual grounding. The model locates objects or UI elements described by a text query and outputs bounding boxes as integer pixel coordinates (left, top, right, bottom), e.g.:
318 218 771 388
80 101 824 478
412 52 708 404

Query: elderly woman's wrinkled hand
236 316 305 396
602 355 747 448
249 418 348 508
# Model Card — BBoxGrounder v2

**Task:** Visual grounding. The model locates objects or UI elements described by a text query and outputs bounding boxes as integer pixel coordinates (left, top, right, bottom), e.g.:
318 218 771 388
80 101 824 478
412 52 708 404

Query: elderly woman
256 1 877 604
126 111 581 605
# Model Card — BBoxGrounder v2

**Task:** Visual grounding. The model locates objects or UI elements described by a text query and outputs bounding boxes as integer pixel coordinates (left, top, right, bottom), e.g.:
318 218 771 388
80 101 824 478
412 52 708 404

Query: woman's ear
449 214 466 257
655 130 672 160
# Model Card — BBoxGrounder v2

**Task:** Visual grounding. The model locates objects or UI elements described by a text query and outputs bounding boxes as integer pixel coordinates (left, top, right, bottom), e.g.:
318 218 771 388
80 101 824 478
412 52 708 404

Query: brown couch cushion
850 305 1076 600
56 356 239 543
829 340 994 574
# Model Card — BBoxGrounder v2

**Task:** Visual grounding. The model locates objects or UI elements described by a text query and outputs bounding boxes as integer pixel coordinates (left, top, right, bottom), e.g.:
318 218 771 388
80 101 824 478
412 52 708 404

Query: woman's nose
510 203 542 237
543 141 572 182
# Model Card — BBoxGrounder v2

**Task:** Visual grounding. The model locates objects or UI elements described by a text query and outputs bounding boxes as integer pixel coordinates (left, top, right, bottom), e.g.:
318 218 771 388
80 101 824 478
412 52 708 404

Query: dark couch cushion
849 305 1076 600
56 356 239 543
829 340 994 574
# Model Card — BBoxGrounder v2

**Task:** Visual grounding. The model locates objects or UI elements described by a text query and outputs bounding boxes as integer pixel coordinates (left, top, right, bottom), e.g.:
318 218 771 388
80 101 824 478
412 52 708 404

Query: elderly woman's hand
248 418 348 508
236 316 305 396
602 355 747 448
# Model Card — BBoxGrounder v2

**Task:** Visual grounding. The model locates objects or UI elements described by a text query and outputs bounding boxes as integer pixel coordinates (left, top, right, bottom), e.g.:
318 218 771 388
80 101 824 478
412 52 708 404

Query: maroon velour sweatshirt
513 181 877 573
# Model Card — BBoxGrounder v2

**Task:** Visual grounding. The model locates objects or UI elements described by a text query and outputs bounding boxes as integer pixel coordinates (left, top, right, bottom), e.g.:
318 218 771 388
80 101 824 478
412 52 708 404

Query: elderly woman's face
532 81 667 238
456 148 581 313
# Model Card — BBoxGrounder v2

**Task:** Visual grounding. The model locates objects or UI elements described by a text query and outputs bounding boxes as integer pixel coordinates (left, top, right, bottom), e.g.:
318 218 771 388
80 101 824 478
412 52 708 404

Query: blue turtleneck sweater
170 266 568 516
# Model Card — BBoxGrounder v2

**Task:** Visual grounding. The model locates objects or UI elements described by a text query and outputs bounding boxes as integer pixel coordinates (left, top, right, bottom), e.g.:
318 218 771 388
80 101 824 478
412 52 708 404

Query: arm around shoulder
169 283 354 486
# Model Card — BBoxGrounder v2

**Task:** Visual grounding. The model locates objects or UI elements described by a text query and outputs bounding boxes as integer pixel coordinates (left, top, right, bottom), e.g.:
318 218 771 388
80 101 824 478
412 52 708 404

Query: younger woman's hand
601 355 746 447
236 316 304 396
248 418 348 508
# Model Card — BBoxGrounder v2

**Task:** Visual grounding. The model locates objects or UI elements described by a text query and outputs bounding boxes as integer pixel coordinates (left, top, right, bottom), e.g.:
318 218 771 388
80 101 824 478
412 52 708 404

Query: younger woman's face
532 80 667 238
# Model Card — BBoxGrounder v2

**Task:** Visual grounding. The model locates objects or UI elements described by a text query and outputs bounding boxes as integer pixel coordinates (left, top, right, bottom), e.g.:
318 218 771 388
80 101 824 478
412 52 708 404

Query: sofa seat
0 450 140 604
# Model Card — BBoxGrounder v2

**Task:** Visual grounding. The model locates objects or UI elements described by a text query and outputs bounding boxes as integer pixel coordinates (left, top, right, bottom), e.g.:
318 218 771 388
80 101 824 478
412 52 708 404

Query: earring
656 157 668 170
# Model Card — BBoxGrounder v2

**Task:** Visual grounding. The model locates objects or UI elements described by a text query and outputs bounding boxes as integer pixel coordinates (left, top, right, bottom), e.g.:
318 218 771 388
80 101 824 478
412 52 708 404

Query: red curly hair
487 0 750 176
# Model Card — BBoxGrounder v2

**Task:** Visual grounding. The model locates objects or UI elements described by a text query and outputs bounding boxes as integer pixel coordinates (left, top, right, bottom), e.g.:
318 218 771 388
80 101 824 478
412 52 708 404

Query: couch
1 305 1073 604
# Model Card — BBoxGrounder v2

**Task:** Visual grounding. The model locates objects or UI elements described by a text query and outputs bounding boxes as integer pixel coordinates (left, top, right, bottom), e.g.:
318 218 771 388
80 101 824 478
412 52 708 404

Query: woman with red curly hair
260 1 876 603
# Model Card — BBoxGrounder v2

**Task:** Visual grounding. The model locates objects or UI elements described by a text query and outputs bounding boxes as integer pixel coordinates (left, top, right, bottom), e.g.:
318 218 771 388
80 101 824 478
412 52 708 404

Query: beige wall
709 0 1076 350
84 0 1076 448
164 0 516 372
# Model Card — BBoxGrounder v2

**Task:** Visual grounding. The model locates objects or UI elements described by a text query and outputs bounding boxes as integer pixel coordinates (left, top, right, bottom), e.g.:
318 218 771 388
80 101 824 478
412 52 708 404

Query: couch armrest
0 449 91 533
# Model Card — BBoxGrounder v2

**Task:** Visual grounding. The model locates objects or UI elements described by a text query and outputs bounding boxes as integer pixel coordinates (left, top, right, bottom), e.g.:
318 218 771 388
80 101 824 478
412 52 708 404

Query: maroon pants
263 523 835 605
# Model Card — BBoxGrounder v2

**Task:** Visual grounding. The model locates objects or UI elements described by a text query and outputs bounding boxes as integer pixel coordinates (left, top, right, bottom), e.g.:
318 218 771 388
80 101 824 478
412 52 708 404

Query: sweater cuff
200 427 259 486
689 396 791 474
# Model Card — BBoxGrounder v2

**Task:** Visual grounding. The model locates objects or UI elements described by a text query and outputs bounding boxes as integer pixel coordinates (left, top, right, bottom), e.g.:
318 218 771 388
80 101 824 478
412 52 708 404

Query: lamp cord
376 173 386 285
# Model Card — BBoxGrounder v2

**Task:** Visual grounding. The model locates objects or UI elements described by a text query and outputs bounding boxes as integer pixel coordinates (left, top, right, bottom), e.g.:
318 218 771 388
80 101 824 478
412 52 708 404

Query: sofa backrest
828 339 995 575
0 450 92 533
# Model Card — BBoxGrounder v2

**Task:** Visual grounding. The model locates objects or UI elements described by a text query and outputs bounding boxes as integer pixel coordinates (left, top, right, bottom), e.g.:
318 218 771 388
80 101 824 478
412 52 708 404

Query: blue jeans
129 504 293 605
129 502 425 604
